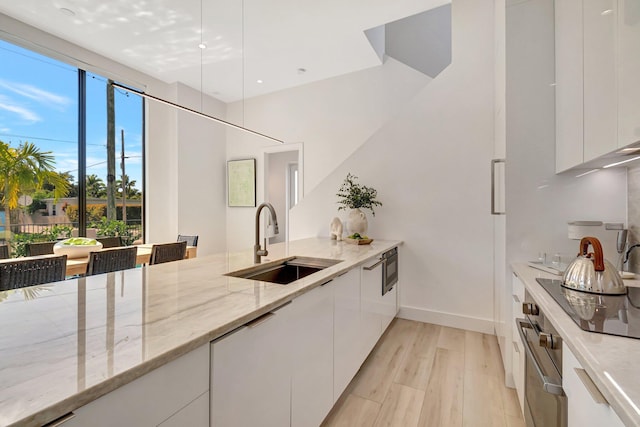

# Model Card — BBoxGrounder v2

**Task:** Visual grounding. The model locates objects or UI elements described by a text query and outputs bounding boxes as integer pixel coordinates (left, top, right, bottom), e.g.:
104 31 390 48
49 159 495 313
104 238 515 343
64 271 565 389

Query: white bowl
53 239 103 259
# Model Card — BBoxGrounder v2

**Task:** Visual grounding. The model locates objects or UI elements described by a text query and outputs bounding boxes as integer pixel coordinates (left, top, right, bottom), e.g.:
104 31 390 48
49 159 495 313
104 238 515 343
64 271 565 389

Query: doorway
264 144 303 244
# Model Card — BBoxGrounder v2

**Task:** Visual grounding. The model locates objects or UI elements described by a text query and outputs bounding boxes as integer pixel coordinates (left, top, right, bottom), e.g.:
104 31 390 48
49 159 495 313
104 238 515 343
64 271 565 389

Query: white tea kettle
562 236 626 295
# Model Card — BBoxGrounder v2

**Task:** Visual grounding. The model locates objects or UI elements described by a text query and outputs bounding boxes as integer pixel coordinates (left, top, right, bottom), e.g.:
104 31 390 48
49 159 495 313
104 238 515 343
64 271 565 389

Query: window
0 40 144 254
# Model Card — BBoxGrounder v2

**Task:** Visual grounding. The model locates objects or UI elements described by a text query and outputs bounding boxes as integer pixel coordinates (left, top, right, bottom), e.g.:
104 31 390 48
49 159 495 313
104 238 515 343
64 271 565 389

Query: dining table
65 244 197 276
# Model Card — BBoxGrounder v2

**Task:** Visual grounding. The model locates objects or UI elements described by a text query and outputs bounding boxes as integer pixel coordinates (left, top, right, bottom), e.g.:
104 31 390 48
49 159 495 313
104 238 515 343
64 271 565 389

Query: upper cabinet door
583 0 618 161
618 0 640 147
556 0 585 173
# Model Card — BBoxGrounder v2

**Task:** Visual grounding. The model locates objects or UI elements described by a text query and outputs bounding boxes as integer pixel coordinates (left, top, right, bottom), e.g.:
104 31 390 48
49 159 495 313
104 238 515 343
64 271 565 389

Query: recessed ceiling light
601 9 613 15
198 43 207 49
256 79 263 84
59 7 75 16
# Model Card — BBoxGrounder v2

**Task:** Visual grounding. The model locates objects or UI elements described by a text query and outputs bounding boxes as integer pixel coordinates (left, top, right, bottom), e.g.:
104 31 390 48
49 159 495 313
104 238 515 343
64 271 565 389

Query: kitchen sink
225 256 342 285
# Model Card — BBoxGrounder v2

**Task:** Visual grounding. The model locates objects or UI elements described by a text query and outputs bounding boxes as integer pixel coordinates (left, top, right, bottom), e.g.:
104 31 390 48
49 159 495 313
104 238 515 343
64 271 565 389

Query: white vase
347 208 368 235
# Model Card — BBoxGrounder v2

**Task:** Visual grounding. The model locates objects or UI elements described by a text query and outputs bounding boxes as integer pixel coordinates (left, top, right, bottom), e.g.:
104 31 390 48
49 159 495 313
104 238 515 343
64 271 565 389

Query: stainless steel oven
516 291 567 427
381 247 398 296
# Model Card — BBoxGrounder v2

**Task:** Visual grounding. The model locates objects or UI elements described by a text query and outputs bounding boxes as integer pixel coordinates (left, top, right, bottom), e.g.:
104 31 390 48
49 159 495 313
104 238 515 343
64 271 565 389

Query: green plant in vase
336 173 382 237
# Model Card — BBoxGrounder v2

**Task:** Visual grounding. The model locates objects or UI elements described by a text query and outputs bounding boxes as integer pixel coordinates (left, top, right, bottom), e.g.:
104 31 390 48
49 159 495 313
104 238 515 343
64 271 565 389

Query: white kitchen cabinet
333 267 362 402
555 0 634 172
290 281 334 427
618 0 640 147
380 280 398 332
60 344 210 427
360 259 383 362
555 0 584 172
583 0 618 161
210 303 292 427
158 392 209 427
563 345 625 427
511 273 525 414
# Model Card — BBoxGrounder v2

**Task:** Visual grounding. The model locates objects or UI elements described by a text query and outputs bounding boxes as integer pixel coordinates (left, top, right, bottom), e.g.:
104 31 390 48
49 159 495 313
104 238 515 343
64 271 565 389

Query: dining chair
177 234 198 247
0 244 9 260
25 241 56 256
96 236 123 248
86 246 138 276
0 255 67 291
150 241 187 265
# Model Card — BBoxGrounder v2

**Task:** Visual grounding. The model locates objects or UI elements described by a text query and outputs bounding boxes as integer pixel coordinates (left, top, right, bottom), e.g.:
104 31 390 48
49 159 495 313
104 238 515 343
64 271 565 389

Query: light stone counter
512 263 640 427
0 237 401 427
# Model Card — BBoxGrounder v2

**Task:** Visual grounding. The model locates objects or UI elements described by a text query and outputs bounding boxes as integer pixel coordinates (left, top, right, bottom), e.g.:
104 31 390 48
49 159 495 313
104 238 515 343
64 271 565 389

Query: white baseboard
398 305 495 335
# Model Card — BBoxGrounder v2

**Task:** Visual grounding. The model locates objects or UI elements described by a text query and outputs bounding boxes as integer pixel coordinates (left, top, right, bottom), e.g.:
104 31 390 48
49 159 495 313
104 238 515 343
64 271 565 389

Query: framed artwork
227 158 256 207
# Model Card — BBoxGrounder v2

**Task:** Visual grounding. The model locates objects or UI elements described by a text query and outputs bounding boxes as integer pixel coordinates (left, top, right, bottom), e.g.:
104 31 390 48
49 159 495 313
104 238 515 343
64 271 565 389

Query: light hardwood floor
322 318 525 427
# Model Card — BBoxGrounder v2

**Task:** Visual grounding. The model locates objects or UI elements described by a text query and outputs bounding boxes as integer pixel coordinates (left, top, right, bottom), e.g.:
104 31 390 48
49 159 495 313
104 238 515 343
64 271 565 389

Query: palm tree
115 174 141 199
86 174 106 198
0 141 70 240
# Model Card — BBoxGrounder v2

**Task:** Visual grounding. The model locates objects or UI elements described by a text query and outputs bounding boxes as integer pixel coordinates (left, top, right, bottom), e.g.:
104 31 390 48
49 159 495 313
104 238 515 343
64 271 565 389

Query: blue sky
0 40 143 191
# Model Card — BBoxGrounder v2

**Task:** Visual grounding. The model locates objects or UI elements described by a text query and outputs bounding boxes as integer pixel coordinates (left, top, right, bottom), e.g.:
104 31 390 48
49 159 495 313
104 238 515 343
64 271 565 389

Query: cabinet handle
574 368 609 405
364 258 385 270
320 279 332 286
512 294 520 303
513 341 520 353
246 312 276 328
491 159 506 215
43 413 76 427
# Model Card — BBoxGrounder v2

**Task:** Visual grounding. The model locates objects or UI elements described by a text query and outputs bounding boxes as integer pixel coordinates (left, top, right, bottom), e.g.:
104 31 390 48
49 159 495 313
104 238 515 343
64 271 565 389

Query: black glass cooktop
536 278 640 340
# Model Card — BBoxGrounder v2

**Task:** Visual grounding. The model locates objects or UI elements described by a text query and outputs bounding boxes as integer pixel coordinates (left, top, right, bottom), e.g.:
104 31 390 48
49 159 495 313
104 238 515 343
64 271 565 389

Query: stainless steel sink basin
225 256 342 285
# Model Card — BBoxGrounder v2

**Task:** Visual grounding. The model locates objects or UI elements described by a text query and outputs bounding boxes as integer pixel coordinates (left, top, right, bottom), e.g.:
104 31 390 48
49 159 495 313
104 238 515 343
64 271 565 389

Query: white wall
225 57 431 251
230 0 494 332
175 83 228 255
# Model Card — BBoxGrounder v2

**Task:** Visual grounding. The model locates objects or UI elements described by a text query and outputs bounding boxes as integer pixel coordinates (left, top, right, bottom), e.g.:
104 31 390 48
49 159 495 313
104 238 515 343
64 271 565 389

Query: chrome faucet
254 202 279 263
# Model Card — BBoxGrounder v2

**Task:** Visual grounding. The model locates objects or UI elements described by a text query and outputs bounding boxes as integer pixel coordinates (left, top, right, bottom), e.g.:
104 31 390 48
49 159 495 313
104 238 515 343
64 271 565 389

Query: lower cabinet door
60 344 210 427
563 345 625 427
380 282 397 333
290 282 334 427
333 268 362 402
210 304 292 427
158 392 209 427
360 263 382 362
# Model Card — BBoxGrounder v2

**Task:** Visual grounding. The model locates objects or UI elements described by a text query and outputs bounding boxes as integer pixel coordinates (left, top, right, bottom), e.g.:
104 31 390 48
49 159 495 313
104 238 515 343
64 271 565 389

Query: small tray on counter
344 237 373 245
527 261 567 276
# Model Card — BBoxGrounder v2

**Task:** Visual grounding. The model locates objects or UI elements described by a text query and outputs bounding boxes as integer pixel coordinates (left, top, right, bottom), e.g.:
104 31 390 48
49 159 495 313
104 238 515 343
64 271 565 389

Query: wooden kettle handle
579 237 605 272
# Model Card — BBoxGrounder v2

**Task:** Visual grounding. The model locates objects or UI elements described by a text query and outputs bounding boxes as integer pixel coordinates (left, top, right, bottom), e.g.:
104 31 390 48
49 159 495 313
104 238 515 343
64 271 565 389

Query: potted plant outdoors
336 173 382 236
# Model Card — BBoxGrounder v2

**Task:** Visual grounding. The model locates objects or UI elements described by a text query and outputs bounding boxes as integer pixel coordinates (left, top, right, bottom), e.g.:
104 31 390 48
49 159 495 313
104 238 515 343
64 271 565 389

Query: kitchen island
512 263 640 427
0 237 401 427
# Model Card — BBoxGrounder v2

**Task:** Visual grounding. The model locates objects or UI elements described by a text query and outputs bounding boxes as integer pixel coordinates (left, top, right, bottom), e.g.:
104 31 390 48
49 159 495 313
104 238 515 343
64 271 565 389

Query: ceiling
0 0 449 102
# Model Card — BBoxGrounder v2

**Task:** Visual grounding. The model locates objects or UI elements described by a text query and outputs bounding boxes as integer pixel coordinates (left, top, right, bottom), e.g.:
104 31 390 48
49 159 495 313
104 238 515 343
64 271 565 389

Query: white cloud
0 79 72 110
0 95 40 122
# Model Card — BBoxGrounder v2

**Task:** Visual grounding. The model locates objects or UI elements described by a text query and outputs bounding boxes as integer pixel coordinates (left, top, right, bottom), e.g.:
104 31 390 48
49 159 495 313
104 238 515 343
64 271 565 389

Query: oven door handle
516 319 564 396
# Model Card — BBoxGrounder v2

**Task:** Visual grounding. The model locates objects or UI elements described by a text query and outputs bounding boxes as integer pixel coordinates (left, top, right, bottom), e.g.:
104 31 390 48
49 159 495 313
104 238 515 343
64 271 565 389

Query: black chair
177 235 198 247
96 236 123 249
0 244 9 260
150 241 187 265
25 241 56 256
0 255 67 291
86 246 138 276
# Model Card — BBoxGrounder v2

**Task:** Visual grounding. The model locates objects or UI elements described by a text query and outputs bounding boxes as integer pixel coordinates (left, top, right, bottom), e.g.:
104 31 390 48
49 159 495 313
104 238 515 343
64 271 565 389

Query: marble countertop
0 237 401 427
512 263 640 427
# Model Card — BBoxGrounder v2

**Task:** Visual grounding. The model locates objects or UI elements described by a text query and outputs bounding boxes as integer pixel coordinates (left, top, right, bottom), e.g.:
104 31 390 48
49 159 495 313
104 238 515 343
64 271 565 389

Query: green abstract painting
228 158 256 207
